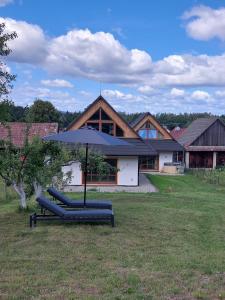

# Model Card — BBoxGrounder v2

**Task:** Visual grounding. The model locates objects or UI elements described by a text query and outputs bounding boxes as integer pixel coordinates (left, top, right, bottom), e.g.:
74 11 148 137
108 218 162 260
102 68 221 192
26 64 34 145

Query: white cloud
191 90 210 100
102 89 138 101
137 85 155 95
11 84 77 111
78 90 92 97
150 53 225 87
3 17 225 90
170 88 185 97
215 90 225 98
0 17 47 64
1 18 152 83
183 5 225 41
0 0 13 7
41 79 73 88
46 29 152 83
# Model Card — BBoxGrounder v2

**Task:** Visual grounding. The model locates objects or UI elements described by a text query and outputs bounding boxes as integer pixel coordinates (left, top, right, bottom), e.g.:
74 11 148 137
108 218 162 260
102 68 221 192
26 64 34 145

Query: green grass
1 175 225 299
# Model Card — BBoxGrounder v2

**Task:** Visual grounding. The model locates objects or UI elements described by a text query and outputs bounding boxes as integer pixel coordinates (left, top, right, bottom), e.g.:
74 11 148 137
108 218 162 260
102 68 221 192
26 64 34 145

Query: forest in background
0 98 222 130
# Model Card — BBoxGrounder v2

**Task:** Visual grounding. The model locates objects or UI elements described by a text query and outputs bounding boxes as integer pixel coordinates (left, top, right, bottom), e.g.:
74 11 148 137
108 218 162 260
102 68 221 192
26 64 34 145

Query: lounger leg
33 213 37 227
29 214 33 228
111 215 115 227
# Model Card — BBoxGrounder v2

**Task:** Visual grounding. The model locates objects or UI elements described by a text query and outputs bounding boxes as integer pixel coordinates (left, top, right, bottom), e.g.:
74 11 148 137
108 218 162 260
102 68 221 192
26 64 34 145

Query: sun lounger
47 187 112 210
30 196 114 227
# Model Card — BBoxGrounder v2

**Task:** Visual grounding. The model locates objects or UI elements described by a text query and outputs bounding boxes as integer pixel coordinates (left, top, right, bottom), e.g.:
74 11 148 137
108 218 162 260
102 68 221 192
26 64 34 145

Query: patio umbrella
43 127 130 206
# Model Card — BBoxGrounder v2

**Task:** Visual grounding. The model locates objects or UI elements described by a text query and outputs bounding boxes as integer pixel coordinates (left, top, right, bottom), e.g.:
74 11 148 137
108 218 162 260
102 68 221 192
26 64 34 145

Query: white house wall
117 156 139 186
62 162 82 185
159 152 173 171
62 157 139 186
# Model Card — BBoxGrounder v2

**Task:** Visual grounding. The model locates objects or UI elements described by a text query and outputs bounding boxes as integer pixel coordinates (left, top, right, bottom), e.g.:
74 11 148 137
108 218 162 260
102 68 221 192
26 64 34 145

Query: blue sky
1 0 225 114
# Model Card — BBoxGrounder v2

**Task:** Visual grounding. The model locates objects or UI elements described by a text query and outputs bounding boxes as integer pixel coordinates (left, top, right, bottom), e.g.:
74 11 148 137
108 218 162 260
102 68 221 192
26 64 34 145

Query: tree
0 99 14 121
0 125 115 209
0 23 17 99
0 130 72 209
26 99 60 123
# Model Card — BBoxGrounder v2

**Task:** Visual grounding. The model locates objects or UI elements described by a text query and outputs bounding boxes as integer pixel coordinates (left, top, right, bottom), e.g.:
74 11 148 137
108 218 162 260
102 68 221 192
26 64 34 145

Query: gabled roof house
176 118 225 169
64 96 183 187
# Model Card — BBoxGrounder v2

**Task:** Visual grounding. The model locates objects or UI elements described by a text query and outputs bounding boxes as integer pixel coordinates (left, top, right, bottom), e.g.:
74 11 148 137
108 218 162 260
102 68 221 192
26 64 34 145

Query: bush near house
1 174 225 299
188 167 225 186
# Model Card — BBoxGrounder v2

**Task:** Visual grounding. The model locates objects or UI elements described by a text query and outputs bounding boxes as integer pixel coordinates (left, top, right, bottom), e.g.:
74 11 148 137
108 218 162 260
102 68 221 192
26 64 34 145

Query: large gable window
83 108 124 137
138 121 163 139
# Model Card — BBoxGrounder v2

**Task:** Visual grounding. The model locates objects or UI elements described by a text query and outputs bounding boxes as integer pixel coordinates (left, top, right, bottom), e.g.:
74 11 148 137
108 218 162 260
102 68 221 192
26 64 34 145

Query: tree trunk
12 182 27 209
4 180 8 201
33 180 43 198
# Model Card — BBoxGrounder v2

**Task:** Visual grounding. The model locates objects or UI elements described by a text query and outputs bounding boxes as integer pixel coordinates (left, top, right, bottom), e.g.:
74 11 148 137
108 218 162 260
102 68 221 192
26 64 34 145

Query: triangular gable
177 117 217 147
67 96 139 138
132 113 172 139
191 118 225 146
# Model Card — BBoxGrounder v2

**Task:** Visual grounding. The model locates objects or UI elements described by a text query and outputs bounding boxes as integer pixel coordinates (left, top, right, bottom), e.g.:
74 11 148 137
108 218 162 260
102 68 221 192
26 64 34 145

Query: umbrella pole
84 143 88 207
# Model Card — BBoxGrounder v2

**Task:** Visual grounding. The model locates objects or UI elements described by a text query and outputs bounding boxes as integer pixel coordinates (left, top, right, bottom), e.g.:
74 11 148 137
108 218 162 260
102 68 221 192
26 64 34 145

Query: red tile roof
0 122 58 147
170 127 186 140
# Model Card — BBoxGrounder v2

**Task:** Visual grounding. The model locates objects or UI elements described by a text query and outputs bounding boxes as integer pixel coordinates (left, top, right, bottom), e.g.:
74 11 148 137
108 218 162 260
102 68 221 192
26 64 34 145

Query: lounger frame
30 210 115 228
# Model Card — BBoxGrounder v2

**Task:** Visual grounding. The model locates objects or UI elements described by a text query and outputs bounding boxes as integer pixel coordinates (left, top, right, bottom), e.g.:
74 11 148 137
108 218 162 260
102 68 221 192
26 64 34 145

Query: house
64 96 183 187
175 118 225 169
0 122 58 147
170 126 186 140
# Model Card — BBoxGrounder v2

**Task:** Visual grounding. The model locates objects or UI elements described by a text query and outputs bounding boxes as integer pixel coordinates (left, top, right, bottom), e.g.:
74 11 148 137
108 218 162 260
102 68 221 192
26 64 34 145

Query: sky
1 0 225 114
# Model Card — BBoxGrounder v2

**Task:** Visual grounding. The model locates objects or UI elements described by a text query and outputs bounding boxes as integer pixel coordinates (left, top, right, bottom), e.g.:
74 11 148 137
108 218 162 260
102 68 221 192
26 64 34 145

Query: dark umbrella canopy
43 127 130 146
43 127 130 207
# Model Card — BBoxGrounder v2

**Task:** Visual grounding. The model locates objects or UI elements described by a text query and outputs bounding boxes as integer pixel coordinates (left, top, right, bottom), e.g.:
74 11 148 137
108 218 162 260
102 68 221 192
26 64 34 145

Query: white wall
62 157 139 186
159 152 173 171
62 161 82 185
117 156 139 186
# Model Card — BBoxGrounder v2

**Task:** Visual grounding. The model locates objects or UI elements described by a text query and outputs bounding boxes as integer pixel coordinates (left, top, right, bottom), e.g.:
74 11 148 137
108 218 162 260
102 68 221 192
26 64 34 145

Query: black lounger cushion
36 196 65 217
36 196 113 219
47 187 71 204
63 209 112 218
47 187 112 209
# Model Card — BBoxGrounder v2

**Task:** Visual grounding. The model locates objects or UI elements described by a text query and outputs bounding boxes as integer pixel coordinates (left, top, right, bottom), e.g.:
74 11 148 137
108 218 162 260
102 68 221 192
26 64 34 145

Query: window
89 109 100 120
102 123 114 135
139 156 158 170
87 122 99 130
173 151 183 163
138 121 164 139
85 159 117 184
83 108 124 137
116 125 124 137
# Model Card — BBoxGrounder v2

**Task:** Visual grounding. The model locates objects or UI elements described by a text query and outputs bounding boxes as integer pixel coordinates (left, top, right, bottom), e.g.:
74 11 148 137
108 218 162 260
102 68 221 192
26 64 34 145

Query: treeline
0 99 224 130
0 99 81 129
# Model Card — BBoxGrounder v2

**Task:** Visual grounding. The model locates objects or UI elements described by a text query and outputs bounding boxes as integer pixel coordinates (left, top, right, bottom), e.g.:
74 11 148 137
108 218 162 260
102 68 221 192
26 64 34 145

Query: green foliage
0 23 17 99
71 146 117 176
188 168 225 186
0 129 72 207
0 99 14 121
26 99 60 123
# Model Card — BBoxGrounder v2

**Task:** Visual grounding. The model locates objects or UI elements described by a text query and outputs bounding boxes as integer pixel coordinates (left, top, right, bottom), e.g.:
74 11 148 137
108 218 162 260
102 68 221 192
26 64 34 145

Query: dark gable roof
170 127 186 140
177 118 218 147
67 95 138 137
0 122 58 147
87 138 157 156
65 138 157 156
145 139 183 152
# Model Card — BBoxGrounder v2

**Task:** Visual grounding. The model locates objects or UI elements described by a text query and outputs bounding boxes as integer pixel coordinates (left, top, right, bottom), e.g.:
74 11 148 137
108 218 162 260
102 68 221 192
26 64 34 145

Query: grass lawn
1 175 225 299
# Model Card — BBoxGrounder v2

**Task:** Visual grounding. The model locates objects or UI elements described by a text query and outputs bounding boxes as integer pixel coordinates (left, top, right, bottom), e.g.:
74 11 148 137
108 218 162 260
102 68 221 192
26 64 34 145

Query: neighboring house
176 118 225 169
64 96 183 187
170 126 186 140
0 122 58 147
